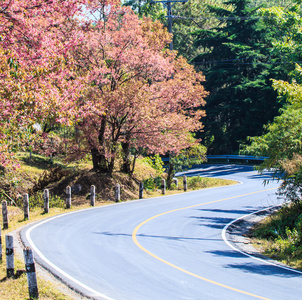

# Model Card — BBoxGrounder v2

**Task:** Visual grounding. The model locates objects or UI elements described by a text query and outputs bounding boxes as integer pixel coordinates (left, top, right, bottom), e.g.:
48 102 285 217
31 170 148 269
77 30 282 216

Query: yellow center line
132 187 277 300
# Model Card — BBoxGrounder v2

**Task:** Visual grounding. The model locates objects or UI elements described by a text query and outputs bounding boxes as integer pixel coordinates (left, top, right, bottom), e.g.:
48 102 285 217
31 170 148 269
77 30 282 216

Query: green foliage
244 109 302 163
143 176 162 191
167 142 207 188
242 65 302 202
172 0 230 61
142 154 165 176
140 154 165 190
170 143 207 173
187 176 212 190
15 192 65 209
123 0 165 22
192 0 302 154
278 155 302 203
253 202 302 264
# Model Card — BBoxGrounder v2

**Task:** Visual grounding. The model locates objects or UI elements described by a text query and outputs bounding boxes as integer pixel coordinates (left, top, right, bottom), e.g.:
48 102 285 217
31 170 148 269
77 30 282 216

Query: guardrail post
66 186 71 209
43 189 49 214
161 179 166 195
6 234 14 278
139 182 144 199
23 247 39 299
90 185 96 206
115 184 120 202
183 175 187 192
23 194 29 220
2 200 8 229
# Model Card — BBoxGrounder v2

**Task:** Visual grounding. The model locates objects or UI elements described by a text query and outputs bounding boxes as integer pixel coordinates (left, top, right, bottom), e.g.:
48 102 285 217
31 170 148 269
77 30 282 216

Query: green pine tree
192 0 283 154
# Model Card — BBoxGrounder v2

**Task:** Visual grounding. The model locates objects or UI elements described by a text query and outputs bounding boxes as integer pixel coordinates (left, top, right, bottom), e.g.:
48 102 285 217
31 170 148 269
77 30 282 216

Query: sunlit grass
251 202 302 270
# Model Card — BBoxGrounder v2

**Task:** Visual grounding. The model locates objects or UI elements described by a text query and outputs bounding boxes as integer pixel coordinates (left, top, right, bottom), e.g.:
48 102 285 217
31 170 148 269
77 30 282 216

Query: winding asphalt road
20 165 302 300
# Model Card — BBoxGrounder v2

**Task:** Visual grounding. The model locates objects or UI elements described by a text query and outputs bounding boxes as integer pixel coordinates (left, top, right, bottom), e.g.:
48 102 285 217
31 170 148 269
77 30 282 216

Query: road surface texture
21 165 302 300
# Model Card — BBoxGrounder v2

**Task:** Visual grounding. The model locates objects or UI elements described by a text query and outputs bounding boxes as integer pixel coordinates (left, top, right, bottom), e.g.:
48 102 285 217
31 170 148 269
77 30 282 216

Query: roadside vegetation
251 202 302 270
244 64 302 269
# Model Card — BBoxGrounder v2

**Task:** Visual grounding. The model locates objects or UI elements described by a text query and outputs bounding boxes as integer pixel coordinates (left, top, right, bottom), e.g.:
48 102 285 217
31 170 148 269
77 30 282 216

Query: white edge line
222 206 302 275
25 210 115 300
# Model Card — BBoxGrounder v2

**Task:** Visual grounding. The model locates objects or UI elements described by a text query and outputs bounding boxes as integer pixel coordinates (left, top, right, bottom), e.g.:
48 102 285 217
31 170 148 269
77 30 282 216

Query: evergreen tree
123 0 166 22
172 0 229 61
192 0 282 154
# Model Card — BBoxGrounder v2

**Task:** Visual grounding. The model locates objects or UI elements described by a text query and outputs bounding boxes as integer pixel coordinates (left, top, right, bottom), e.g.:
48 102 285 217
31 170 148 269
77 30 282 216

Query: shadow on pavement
225 262 302 278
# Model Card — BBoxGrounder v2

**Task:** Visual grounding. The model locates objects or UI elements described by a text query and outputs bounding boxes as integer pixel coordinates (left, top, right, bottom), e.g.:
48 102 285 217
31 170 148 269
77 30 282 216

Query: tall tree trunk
108 158 115 176
91 116 109 173
166 161 174 189
91 148 109 172
121 134 132 174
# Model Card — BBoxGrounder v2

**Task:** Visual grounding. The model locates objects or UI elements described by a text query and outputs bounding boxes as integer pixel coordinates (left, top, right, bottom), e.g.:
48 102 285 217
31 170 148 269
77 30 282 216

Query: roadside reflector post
6 234 14 278
66 186 71 209
23 194 29 220
2 200 8 229
23 247 39 299
139 182 144 199
115 184 120 202
43 189 49 214
173 178 178 189
161 179 166 195
183 175 187 192
90 185 96 206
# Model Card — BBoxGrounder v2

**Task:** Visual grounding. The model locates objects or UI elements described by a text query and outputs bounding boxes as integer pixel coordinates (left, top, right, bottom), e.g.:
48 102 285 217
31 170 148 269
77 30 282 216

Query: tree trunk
91 148 109 172
121 140 131 174
108 157 115 176
166 161 174 189
91 116 109 172
130 155 137 176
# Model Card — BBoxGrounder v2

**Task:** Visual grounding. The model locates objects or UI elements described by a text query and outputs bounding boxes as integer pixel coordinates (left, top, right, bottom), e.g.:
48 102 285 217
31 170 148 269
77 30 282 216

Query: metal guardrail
207 155 268 161
162 155 268 162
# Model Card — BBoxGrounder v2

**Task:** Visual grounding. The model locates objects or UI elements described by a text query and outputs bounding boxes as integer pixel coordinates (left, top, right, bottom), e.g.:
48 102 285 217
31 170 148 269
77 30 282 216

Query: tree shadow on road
224 262 302 278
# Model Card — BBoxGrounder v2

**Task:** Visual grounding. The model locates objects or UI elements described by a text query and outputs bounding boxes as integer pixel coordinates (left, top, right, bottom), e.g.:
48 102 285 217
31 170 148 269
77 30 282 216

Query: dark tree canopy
192 0 300 154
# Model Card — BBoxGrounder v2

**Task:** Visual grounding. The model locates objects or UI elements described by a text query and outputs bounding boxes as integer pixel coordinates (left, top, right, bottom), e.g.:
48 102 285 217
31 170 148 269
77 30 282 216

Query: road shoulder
224 206 302 272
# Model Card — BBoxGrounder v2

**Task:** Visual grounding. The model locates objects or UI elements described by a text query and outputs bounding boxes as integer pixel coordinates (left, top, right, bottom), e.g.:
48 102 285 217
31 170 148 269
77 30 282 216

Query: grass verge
251 201 302 270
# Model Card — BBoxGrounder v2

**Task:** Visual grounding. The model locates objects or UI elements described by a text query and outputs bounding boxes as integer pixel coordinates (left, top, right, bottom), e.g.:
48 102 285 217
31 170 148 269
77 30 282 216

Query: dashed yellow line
132 188 277 300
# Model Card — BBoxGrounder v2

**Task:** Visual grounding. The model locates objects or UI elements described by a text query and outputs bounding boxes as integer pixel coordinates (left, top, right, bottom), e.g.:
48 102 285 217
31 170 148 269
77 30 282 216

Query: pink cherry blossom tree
62 4 207 174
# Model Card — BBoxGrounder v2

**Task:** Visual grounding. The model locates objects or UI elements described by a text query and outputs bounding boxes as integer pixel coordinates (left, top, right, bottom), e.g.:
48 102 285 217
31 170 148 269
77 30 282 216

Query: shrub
188 176 210 190
16 192 65 209
143 176 162 191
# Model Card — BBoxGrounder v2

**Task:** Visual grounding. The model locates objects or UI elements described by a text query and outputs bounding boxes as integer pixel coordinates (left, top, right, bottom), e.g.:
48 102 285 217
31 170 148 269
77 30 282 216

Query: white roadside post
139 182 144 199
23 194 29 220
43 189 49 214
161 179 166 195
183 175 187 192
115 184 120 202
90 185 96 206
66 186 71 209
2 200 8 229
24 247 39 299
6 234 14 278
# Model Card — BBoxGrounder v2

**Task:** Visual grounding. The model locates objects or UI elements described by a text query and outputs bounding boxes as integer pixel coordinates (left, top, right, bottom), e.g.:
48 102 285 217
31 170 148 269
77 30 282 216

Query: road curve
20 165 302 300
